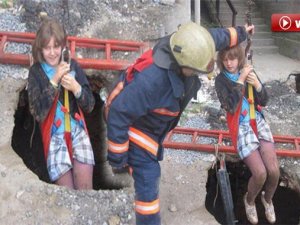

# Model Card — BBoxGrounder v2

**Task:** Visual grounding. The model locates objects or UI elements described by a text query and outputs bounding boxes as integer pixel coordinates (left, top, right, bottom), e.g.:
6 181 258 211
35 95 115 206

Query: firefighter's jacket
107 26 249 168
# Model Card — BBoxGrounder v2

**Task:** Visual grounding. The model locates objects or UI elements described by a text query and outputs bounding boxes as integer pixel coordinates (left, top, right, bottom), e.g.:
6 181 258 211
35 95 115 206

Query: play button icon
271 14 300 32
279 16 292 30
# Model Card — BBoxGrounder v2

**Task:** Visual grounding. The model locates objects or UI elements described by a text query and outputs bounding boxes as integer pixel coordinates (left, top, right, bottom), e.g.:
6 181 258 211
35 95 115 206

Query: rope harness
245 0 258 135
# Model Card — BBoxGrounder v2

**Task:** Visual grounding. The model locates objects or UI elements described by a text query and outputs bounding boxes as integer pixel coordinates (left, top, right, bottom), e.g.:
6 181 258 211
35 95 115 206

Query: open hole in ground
11 75 131 190
205 160 300 225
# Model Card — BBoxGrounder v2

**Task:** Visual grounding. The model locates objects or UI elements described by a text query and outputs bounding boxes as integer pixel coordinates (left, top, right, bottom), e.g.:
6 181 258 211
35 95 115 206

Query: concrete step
219 5 257 12
252 46 279 54
219 0 256 3
218 4 245 8
219 0 258 6
219 0 248 4
252 32 272 39
252 38 275 46
222 17 265 27
218 11 262 20
253 24 269 32
216 0 278 54
220 24 269 32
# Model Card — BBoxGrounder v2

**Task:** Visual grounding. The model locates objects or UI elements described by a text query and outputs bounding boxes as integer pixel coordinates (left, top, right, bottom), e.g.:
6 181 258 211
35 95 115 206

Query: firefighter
105 21 255 225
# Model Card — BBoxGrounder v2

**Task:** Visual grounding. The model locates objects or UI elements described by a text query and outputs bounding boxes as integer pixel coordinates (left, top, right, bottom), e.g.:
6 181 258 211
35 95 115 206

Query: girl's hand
239 64 253 83
52 62 70 85
244 24 255 35
246 72 261 90
61 72 81 96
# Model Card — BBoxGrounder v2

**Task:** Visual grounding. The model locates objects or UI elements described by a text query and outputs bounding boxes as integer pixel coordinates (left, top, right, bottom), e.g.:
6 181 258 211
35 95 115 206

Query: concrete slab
253 53 300 83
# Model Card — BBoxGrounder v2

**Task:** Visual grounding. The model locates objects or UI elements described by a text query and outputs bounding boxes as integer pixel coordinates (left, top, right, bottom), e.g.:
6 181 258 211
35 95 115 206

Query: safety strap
247 84 258 135
104 49 153 120
41 94 59 161
64 88 73 160
126 49 153 82
64 89 71 132
245 0 258 136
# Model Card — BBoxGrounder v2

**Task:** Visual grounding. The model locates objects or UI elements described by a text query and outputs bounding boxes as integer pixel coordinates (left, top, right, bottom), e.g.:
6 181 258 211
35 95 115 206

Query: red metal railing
164 127 300 158
0 31 149 70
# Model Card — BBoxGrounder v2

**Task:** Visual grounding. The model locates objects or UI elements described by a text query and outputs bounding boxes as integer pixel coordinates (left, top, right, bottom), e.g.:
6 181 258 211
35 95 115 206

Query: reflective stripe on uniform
135 199 160 215
108 140 129 153
128 127 158 156
227 27 238 47
152 108 179 117
106 81 124 106
105 81 124 120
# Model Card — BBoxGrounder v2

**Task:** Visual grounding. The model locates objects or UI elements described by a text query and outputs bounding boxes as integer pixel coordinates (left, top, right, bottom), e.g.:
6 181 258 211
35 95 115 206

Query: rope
30 119 35 149
245 0 258 135
283 71 300 83
212 143 228 208
213 143 220 208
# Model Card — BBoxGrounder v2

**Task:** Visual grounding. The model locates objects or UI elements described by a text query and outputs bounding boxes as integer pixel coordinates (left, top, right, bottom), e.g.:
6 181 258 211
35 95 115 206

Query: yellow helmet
170 22 215 73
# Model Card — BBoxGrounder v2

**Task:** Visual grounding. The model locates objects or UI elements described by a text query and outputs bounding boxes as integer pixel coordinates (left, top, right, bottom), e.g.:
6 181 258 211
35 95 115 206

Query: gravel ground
0 8 29 80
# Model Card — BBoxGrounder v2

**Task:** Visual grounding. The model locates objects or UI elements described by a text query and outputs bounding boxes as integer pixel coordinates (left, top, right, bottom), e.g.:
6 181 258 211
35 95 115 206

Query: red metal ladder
0 31 149 70
163 127 300 158
1 31 300 158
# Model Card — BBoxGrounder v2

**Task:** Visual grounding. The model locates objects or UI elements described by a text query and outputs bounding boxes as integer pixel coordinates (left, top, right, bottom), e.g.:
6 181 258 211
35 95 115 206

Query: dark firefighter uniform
106 25 248 225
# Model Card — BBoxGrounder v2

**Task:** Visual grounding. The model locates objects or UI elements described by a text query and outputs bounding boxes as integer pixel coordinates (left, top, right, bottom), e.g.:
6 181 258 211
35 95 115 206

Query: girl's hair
32 18 67 63
217 45 245 72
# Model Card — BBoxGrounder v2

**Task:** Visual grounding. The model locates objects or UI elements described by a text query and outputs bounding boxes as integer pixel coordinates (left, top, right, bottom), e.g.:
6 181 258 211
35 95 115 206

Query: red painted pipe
0 53 30 66
0 31 147 48
0 31 148 70
163 127 300 158
76 58 130 70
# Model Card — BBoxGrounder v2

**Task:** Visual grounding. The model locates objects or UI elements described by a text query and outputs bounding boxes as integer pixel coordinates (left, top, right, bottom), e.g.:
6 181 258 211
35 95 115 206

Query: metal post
216 0 220 19
185 0 191 22
194 0 201 25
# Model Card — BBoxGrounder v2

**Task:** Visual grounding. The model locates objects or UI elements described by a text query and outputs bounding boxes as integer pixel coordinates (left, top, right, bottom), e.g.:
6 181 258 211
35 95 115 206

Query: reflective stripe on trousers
128 127 159 156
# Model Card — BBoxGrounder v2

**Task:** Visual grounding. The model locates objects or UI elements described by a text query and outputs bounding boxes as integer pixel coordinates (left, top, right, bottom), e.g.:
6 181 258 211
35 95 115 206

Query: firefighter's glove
112 165 129 174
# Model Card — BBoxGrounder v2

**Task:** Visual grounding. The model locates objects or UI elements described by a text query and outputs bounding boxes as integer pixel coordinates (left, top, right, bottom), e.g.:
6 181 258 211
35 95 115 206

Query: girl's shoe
244 192 258 224
261 191 276 224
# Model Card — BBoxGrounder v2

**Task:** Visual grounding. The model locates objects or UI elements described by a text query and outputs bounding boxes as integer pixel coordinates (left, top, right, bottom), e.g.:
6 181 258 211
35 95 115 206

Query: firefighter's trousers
129 146 161 225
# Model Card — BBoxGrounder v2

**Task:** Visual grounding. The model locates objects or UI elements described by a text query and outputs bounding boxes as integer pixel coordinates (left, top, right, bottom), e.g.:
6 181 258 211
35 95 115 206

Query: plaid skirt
237 114 274 159
47 124 95 181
